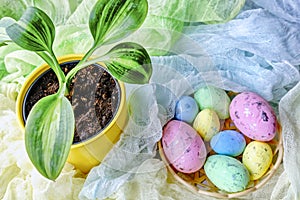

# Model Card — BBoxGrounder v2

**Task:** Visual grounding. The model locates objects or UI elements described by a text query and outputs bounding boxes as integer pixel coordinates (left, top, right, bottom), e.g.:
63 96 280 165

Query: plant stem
37 50 67 95
78 45 97 66
49 49 66 81
65 44 98 89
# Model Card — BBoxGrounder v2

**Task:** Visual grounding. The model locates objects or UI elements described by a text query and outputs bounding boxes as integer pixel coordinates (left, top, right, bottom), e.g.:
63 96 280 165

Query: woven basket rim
158 122 283 199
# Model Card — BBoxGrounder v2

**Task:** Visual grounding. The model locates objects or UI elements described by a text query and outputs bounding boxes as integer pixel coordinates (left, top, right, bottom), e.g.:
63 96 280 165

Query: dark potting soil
24 61 120 143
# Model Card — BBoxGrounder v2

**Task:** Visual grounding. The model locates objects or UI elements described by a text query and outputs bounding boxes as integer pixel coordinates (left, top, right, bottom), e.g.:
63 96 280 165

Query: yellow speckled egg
193 109 220 141
242 141 273 180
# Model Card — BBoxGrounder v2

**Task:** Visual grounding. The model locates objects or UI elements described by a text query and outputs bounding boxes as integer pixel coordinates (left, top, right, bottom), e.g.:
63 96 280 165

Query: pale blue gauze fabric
152 8 300 102
251 0 300 23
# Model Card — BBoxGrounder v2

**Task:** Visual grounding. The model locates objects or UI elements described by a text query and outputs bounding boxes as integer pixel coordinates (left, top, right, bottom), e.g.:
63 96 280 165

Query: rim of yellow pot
16 54 126 148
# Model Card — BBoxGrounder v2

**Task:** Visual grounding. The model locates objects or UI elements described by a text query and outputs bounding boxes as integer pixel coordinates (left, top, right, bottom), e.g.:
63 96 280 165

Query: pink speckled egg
162 120 207 173
229 92 277 141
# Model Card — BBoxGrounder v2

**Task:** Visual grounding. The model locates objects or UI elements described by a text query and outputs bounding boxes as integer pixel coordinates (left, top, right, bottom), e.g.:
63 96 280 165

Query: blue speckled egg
210 130 246 157
204 155 250 193
175 96 199 124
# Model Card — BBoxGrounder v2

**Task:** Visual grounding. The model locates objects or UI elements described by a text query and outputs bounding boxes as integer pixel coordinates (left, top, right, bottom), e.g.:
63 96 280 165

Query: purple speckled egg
162 120 207 173
229 92 277 141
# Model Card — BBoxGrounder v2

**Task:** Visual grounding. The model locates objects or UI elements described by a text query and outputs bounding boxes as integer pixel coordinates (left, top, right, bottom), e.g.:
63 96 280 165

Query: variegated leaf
89 0 148 47
6 6 55 52
103 42 152 84
25 94 74 180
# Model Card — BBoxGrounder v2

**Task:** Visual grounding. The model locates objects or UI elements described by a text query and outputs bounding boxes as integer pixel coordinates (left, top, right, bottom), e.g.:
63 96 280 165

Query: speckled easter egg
175 96 199 124
194 85 231 119
193 109 220 141
229 92 277 141
242 141 273 180
204 155 250 193
210 130 246 157
162 120 207 173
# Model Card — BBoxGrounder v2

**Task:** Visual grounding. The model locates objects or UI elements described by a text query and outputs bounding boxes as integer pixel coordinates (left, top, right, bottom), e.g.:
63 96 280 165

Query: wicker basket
158 119 283 199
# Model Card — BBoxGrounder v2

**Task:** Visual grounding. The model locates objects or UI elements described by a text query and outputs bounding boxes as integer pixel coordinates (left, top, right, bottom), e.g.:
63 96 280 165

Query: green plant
6 0 152 180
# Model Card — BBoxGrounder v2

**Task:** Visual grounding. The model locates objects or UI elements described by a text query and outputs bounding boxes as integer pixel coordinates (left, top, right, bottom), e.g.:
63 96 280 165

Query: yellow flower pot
16 55 127 173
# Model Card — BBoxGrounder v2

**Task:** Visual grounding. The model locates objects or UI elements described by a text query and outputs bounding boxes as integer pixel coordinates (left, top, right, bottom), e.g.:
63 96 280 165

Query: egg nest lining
158 117 283 199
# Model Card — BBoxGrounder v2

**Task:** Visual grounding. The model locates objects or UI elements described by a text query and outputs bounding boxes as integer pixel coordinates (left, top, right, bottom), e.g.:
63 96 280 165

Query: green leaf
31 0 84 26
0 17 15 47
0 0 27 20
89 0 148 47
148 0 245 23
129 14 184 56
25 94 74 180
0 42 8 48
6 6 55 52
103 42 152 84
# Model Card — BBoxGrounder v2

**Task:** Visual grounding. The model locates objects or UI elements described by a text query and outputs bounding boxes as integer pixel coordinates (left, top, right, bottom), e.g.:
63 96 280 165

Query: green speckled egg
204 155 250 193
242 141 273 180
194 85 231 119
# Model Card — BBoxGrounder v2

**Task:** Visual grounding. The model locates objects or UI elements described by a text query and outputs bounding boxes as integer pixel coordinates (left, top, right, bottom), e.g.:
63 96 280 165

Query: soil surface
24 61 120 143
